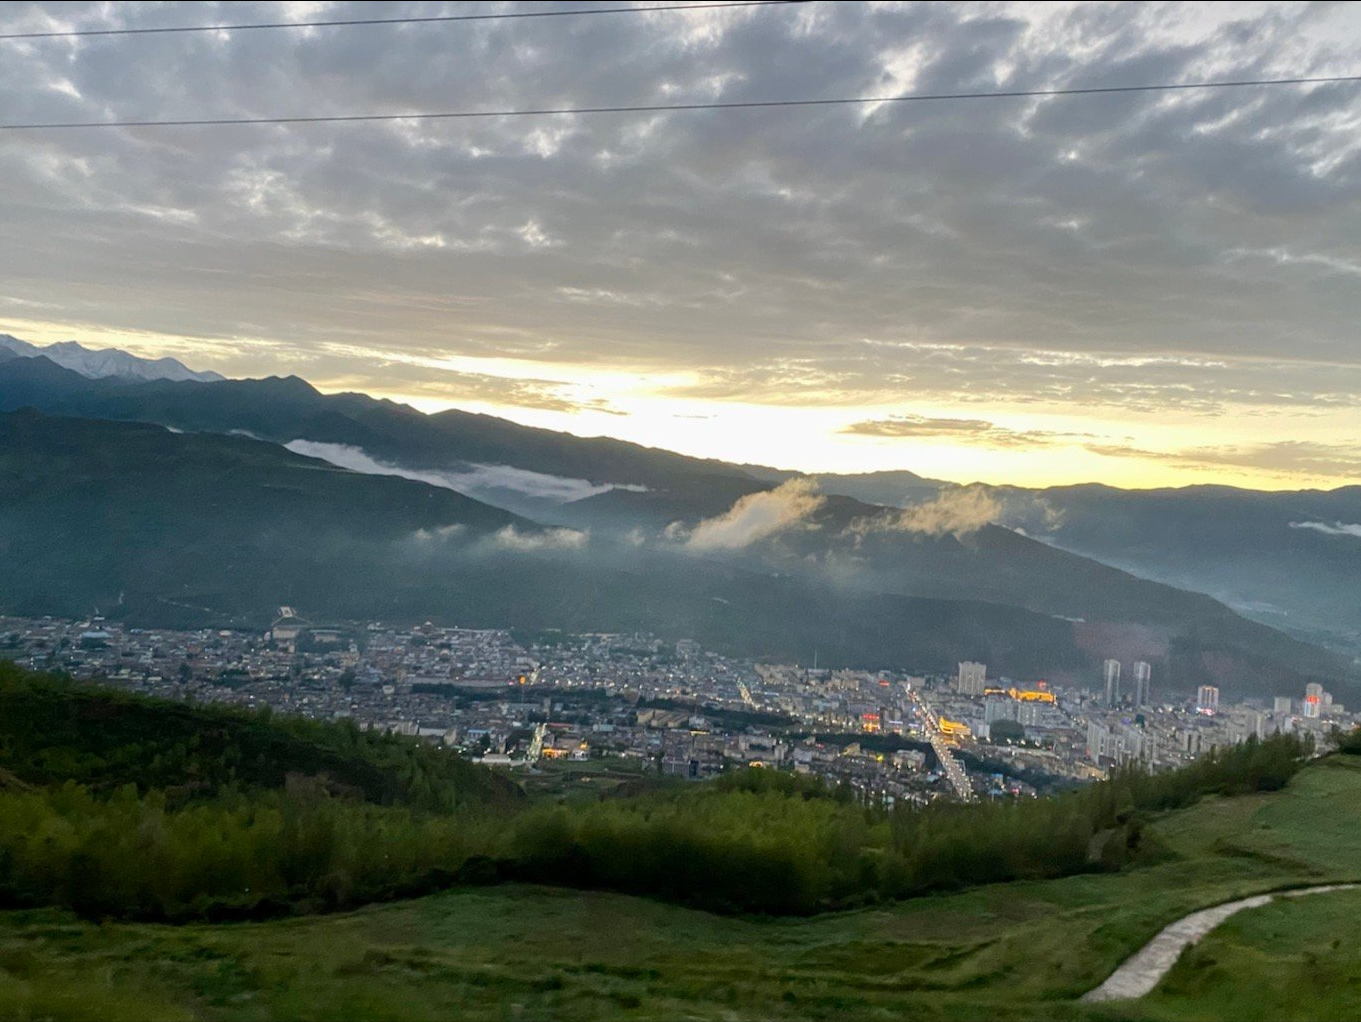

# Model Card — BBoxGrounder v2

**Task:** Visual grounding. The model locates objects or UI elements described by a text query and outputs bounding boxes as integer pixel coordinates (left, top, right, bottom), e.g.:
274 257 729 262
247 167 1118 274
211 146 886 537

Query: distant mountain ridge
799 476 1361 655
0 334 223 384
0 351 765 520
0 397 1346 696
0 409 1102 680
0 346 1354 689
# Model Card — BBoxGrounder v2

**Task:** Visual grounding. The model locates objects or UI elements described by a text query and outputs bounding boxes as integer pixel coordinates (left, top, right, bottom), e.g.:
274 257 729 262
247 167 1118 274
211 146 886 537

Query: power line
2 74 1357 132
0 1 814 41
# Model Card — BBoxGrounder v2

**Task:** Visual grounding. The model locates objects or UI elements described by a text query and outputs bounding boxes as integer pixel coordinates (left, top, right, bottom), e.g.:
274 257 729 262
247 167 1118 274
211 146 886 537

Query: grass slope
2 756 1359 1020
1136 887 1361 1021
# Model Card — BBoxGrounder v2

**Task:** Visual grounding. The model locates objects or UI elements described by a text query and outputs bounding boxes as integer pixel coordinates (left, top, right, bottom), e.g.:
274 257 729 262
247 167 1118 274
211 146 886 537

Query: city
5 610 1352 808
4 1 1361 1017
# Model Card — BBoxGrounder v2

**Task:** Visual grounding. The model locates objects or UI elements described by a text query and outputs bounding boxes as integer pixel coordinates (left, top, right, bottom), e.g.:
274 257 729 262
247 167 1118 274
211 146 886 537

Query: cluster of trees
0 664 524 920
0 663 1316 922
0 663 520 812
0 781 494 920
1335 726 1361 756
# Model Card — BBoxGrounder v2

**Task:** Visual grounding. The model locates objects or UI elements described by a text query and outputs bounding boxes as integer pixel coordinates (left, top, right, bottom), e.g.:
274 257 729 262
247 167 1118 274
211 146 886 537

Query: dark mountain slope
774 473 1361 655
0 411 1090 677
717 496 1348 692
0 410 523 622
0 357 1350 690
981 483 1361 649
0 356 763 495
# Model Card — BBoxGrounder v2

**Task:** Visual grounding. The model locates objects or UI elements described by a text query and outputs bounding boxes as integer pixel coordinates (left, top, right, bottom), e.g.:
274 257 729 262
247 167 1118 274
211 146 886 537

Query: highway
526 722 547 762
929 733 974 800
909 689 975 801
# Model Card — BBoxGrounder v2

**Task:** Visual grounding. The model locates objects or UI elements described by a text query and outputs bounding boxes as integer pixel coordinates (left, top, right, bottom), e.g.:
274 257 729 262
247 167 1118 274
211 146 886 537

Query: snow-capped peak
0 335 224 383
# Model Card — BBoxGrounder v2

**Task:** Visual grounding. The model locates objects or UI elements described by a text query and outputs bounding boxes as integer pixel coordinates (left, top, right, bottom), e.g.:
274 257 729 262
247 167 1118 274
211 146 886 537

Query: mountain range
0 334 223 384
0 336 1355 697
0 409 1095 679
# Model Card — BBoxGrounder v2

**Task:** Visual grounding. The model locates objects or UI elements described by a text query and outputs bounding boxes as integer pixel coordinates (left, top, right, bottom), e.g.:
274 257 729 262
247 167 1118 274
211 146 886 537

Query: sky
3 1 1361 490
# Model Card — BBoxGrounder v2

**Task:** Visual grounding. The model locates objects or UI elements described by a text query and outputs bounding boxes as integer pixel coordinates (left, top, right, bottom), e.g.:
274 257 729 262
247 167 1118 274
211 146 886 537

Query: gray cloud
2 1 1361 435
840 412 1096 447
1087 440 1361 478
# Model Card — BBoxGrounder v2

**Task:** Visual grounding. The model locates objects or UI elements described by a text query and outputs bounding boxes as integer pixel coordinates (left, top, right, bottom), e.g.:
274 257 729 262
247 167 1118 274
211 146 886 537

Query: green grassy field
516 756 680 803
1135 888 1361 1021
3 755 1360 1021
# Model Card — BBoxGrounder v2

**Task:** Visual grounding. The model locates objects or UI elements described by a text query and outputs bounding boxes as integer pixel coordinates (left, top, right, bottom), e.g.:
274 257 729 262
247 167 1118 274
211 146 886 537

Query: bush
488 733 1309 914
1335 727 1361 756
0 781 495 921
0 663 1316 921
0 662 520 812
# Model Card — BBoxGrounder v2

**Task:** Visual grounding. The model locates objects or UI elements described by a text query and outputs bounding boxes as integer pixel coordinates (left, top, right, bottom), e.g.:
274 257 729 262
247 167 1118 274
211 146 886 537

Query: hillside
0 664 525 922
2 736 1358 1020
0 354 764 517
0 357 1350 694
787 499 1344 692
564 489 1347 693
0 411 1095 677
0 662 520 811
0 410 1329 690
0 409 525 623
799 472 1361 656
985 483 1361 651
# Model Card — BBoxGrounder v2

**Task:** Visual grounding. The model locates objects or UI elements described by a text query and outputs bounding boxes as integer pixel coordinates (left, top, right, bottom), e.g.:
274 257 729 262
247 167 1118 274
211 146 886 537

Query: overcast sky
3 0 1361 488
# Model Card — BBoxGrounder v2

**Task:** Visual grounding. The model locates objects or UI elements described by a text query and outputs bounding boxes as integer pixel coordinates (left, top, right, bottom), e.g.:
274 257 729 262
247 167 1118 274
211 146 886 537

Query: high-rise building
956 661 987 697
1132 661 1152 707
1017 700 1046 727
1303 682 1324 719
1273 695 1293 717
1196 684 1220 713
984 696 1018 724
1103 659 1122 705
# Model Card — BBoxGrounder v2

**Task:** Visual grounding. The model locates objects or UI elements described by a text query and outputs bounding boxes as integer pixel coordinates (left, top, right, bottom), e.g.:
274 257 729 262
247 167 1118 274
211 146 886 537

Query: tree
990 720 1025 744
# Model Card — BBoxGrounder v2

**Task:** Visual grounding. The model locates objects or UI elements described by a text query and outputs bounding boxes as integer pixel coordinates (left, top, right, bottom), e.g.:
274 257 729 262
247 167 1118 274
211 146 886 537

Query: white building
1103 659 1122 705
957 661 987 697
1088 719 1157 766
1132 661 1152 707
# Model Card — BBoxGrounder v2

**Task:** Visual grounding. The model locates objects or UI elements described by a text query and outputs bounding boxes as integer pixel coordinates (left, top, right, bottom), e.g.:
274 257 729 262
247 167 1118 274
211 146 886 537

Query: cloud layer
1289 520 1361 539
3 2 1361 485
852 486 1003 538
678 478 824 550
842 413 1095 448
486 525 589 553
284 438 636 502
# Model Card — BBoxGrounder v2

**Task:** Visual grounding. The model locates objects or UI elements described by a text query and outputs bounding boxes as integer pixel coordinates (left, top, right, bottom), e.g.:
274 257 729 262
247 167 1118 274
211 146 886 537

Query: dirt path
1081 883 1359 1003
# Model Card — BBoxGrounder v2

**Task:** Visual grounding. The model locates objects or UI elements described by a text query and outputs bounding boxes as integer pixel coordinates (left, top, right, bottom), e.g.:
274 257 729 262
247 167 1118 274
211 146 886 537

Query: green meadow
4 754 1359 1021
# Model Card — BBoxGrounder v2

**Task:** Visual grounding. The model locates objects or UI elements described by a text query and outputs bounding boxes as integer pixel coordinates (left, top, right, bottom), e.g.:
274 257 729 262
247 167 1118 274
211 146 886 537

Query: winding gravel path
1082 883 1359 1002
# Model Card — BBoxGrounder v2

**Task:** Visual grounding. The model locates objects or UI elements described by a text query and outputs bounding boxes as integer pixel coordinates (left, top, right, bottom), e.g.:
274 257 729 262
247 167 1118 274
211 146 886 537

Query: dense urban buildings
2 613 1353 803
